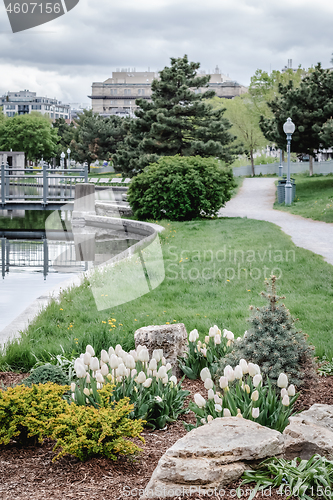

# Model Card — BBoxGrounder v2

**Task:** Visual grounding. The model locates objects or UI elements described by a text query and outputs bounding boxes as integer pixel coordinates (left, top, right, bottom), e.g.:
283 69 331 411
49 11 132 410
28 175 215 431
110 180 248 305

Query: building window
6 111 15 117
111 89 117 95
31 105 41 110
142 89 145 96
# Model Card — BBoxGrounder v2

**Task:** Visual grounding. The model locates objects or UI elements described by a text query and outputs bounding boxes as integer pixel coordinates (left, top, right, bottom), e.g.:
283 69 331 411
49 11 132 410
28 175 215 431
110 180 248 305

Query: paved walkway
218 178 333 266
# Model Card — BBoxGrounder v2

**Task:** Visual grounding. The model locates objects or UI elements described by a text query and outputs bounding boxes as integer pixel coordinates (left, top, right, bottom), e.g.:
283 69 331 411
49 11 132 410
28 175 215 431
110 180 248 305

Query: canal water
0 204 138 333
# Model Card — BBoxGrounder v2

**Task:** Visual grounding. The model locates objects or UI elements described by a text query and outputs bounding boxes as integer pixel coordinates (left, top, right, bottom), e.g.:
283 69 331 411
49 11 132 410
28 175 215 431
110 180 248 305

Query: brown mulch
0 371 332 500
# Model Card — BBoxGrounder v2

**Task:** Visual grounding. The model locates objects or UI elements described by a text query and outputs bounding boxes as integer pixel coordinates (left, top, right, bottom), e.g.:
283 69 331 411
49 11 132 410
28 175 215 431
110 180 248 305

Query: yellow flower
134 319 137 321
247 290 251 292
119 323 123 326
60 308 63 311
165 322 170 325
102 321 106 324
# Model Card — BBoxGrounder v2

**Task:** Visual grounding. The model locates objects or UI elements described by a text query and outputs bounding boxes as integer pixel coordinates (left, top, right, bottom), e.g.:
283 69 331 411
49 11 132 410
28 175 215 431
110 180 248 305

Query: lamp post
67 148 71 168
60 151 65 169
283 117 295 205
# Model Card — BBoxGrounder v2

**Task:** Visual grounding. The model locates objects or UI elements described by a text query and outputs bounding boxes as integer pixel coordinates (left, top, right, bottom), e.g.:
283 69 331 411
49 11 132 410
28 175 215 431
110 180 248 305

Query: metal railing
0 162 88 206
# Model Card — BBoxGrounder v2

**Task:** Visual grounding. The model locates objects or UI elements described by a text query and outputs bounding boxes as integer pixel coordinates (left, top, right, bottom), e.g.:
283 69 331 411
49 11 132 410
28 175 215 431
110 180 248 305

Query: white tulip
288 384 296 397
110 354 119 369
234 365 243 380
143 378 152 388
138 348 149 363
125 354 136 370
131 369 137 378
207 415 213 423
101 364 109 377
252 407 260 419
147 369 152 376
219 376 228 389
189 329 199 342
161 357 166 366
119 350 127 362
204 378 214 390
152 350 161 362
223 408 231 417
207 388 215 400
95 372 104 383
85 373 91 384
158 349 164 358
226 331 234 341
170 375 177 385
253 364 261 375
136 371 146 384
108 346 115 358
152 370 157 377
100 349 109 364
209 325 218 337
129 350 138 362
86 344 95 356
282 395 290 406
83 352 91 366
83 387 90 397
157 366 167 379
115 344 122 355
224 365 235 382
214 394 222 405
162 376 169 385
149 358 157 371
277 373 288 388
70 382 76 393
253 374 262 387
239 359 249 374
197 341 202 348
251 390 259 402
194 393 206 408
165 363 172 372
97 382 102 389
201 348 207 357
74 360 87 379
281 388 288 398
248 363 257 377
214 404 222 412
116 363 127 378
214 334 221 345
90 357 100 372
200 367 211 381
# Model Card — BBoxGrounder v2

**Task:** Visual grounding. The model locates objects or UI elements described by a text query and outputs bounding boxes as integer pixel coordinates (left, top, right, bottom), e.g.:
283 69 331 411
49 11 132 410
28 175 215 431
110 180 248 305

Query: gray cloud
0 0 332 103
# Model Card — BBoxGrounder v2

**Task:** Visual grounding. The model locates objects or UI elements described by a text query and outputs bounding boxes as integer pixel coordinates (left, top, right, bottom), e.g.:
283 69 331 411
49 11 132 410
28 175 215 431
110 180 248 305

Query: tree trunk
309 154 313 176
250 150 255 177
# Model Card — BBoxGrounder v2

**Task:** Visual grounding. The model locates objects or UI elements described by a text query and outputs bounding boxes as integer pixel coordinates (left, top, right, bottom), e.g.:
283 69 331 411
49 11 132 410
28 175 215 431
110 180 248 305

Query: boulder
141 417 284 498
283 404 333 460
134 323 187 377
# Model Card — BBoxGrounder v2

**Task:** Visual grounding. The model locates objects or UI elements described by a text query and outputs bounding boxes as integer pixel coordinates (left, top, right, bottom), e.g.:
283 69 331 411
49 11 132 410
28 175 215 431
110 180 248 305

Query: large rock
142 417 284 498
283 404 333 460
134 323 187 377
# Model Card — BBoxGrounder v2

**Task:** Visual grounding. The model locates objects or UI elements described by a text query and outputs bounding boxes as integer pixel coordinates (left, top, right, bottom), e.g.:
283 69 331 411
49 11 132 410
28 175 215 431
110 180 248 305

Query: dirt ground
0 371 332 500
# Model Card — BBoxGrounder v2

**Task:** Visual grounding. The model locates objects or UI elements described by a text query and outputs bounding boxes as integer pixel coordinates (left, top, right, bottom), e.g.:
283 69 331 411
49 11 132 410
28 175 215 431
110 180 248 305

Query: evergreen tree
260 64 333 175
216 276 314 387
115 55 238 176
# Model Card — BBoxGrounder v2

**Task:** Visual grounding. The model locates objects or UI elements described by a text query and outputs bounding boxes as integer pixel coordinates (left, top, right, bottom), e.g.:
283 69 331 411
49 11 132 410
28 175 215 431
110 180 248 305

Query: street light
283 117 296 205
60 151 65 169
67 148 71 168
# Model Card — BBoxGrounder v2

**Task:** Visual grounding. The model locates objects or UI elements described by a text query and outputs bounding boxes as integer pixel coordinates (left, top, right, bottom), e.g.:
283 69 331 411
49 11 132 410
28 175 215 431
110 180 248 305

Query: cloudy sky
0 0 332 105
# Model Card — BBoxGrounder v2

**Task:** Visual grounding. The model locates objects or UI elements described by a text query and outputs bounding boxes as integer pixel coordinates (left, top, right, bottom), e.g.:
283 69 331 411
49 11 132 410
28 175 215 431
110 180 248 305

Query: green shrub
216 276 315 387
0 382 69 445
23 363 68 386
50 387 144 462
127 155 236 220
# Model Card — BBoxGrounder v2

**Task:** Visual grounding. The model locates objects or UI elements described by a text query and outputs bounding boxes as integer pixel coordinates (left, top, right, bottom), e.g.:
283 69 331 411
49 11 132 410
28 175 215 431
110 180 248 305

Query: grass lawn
1 217 332 372
274 173 333 223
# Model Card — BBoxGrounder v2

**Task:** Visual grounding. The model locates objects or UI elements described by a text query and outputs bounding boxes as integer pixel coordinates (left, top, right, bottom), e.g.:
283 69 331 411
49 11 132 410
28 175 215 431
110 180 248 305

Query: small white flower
205 335 210 344
83 387 90 397
125 354 136 370
253 374 262 387
252 407 260 419
219 376 228 389
129 349 138 362
214 334 221 345
223 408 231 417
224 365 235 382
189 329 199 342
101 364 109 377
207 388 215 400
131 368 137 378
165 362 172 372
74 360 87 379
116 363 127 378
115 344 122 355
200 367 211 381
194 393 206 408
95 372 104 383
152 350 161 362
209 325 218 337
155 396 162 403
136 371 146 384
201 418 207 425
149 358 157 371
157 366 167 379
201 347 207 357
239 359 248 374
214 394 222 405
138 348 149 363
281 388 288 398
251 390 259 402
248 363 257 377
108 346 115 358
161 357 166 365
90 357 100 372
234 365 243 380
214 404 222 412
277 373 288 389
204 378 214 390
110 354 119 369
288 384 296 397
170 375 177 385
143 378 152 388
282 395 290 406
83 352 91 366
207 415 213 423
86 344 95 356
100 349 109 364
70 382 76 393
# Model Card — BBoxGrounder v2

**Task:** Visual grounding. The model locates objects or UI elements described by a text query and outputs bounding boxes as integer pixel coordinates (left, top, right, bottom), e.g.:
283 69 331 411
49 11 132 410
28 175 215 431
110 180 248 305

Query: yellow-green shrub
0 383 69 445
50 387 145 461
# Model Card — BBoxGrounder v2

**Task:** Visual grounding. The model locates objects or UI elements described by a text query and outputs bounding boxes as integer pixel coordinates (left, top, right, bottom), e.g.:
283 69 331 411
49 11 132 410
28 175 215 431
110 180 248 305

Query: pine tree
216 276 314 387
115 55 238 176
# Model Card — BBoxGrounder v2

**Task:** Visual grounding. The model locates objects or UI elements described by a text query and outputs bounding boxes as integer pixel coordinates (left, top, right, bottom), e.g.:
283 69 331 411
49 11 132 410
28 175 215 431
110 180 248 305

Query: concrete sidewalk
218 178 333 266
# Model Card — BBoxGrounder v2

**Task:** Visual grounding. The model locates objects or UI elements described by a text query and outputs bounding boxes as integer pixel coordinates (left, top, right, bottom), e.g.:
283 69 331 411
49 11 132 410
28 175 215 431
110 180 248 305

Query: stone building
0 90 70 121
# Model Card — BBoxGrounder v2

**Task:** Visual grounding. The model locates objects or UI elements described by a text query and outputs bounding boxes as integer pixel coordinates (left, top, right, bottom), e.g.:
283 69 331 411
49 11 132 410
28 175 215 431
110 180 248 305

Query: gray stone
142 417 284 498
283 404 333 460
134 323 188 377
72 183 96 218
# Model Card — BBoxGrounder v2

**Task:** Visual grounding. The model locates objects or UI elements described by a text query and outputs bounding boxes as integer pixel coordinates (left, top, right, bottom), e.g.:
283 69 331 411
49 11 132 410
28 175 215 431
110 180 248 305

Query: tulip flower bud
161 356 166 366
100 349 110 364
143 377 152 388
251 390 259 401
115 344 122 355
90 357 100 372
197 341 202 348
70 382 76 392
100 364 109 377
244 384 251 394
136 371 146 384
200 367 211 381
234 365 243 380
152 350 160 362
287 384 296 397
110 354 119 369
116 363 127 378
83 387 90 397
165 362 172 372
95 372 104 383
252 407 260 419
207 415 213 423
209 325 218 337
207 389 215 400
224 365 235 382
131 369 137 378
223 408 231 417
236 409 243 418
162 375 169 385
149 358 157 371
125 354 136 370
108 346 115 358
214 394 222 405
189 329 199 342
281 388 288 398
153 370 157 377
86 344 95 356
253 374 262 387
239 359 248 374
214 403 222 412
214 334 221 345
129 350 138 362
219 376 228 389
138 348 149 363
157 365 167 379
201 348 207 357
170 375 177 385
194 393 206 408
74 359 87 379
248 363 257 377
277 373 288 389
204 378 214 390
205 335 210 344
282 395 290 406
83 352 91 366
